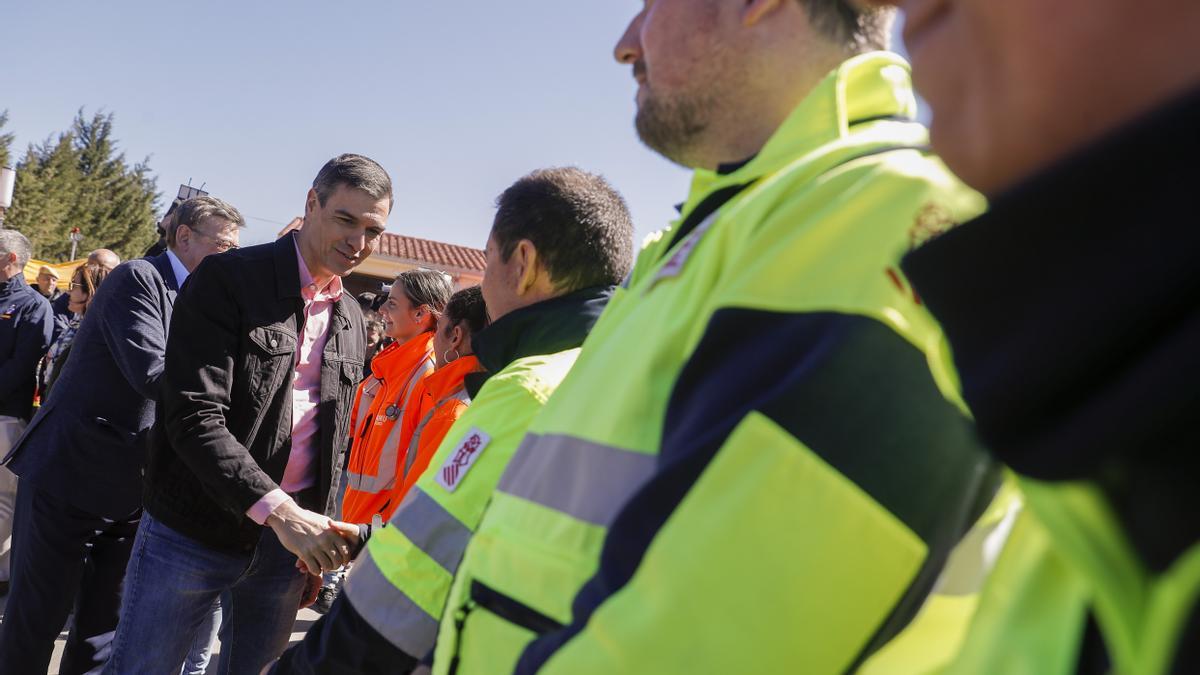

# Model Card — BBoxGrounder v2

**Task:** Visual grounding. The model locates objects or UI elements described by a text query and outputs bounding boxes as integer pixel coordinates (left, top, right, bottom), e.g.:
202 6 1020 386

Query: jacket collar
0 272 31 297
902 84 1200 570
370 332 433 380
149 251 181 292
466 285 614 397
677 51 924 220
274 232 304 300
425 354 481 402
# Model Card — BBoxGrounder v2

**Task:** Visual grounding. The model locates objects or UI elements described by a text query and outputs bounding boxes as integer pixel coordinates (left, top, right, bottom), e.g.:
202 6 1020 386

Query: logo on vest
436 427 492 493
653 211 719 287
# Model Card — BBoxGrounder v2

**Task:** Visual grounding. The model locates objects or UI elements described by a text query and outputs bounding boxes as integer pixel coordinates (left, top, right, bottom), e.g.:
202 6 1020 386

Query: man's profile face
480 232 520 323
177 216 239 271
614 0 730 166
300 184 388 279
882 0 1177 195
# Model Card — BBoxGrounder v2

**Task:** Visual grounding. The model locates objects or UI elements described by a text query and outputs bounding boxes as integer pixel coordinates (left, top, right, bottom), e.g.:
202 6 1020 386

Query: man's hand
266 500 359 573
298 572 323 609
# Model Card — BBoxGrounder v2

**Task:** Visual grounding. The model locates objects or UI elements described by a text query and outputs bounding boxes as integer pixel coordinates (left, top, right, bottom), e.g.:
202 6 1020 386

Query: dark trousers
0 484 139 675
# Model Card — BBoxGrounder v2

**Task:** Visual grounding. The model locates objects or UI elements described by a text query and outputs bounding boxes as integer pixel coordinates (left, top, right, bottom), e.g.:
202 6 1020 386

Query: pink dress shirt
247 238 344 524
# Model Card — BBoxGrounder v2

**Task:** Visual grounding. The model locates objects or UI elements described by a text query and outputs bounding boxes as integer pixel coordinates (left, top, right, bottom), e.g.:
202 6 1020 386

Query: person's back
430 5 999 673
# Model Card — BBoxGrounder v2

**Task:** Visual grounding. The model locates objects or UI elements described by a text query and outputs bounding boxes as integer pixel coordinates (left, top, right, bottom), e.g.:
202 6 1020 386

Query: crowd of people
0 0 1195 673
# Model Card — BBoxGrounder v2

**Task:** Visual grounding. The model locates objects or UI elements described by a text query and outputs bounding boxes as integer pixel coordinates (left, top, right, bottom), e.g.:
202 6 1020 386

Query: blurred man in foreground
870 0 1200 671
430 1 1001 673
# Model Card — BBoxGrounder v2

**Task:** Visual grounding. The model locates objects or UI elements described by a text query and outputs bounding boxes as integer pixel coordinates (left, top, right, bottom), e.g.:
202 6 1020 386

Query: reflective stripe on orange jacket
342 332 435 522
390 354 481 507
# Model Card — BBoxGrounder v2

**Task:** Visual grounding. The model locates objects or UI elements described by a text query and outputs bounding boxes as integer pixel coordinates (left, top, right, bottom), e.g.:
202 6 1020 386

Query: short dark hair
313 154 393 211
799 0 892 53
492 167 634 292
442 286 488 338
169 195 245 247
395 268 454 316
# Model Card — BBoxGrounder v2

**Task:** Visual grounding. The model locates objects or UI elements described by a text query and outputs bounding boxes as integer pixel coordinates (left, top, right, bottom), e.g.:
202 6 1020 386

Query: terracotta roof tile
277 219 485 272
374 232 485 272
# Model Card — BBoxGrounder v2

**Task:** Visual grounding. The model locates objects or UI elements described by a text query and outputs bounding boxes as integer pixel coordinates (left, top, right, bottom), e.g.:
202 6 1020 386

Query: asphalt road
0 592 320 674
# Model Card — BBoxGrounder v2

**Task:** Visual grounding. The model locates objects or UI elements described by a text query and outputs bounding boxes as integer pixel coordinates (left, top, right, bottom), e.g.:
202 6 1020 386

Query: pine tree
4 109 159 261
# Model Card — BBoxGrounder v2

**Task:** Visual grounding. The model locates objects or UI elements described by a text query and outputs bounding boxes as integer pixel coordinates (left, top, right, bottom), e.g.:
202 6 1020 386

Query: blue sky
2 2 907 250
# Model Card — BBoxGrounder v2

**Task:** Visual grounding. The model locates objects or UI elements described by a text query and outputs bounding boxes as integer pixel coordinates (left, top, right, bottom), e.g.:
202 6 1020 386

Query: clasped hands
266 499 361 574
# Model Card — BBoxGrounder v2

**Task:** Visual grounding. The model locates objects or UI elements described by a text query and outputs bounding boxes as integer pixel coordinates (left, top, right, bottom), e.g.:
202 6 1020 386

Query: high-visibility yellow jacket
431 52 1000 675
329 287 613 668
343 332 434 523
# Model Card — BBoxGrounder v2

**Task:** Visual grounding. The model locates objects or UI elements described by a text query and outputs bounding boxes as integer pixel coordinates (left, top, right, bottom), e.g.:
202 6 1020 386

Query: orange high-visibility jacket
390 354 481 508
342 332 434 522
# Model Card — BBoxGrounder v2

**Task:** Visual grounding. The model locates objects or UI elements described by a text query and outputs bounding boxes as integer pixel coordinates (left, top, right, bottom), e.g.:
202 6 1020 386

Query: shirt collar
165 249 190 287
293 235 344 303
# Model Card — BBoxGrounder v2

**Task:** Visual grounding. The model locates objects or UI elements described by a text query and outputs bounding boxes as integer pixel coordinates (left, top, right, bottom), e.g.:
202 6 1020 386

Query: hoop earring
443 348 460 364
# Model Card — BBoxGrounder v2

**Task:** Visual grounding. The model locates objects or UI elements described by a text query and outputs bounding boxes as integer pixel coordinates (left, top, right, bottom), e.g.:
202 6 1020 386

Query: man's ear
304 187 319 217
513 240 541 296
451 324 466 350
742 0 786 26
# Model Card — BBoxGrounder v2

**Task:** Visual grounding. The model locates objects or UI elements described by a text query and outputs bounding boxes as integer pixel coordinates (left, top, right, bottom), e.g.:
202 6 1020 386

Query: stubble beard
635 86 715 168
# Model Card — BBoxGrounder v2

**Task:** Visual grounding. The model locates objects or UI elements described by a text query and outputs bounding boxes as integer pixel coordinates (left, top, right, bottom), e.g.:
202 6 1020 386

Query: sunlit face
379 286 428 343
67 271 89 314
176 216 240 272
36 271 58 294
878 0 1179 195
480 232 520 323
614 0 732 167
299 184 389 279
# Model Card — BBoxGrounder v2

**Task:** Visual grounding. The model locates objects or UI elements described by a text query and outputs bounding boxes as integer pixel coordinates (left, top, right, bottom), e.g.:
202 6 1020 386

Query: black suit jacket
143 234 365 553
5 253 179 519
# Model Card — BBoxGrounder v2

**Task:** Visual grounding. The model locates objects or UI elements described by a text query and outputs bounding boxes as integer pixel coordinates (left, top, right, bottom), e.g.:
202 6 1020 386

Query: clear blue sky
2 2 908 250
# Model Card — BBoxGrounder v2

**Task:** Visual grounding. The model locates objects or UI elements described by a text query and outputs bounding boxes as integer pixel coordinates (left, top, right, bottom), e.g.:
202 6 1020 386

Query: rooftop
278 217 485 272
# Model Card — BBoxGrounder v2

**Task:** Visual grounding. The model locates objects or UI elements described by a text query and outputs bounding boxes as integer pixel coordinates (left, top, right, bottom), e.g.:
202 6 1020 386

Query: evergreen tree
4 109 158 261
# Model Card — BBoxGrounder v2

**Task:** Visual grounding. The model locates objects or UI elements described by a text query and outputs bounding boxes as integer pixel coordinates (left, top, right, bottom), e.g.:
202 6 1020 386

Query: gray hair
0 229 33 269
167 195 246 248
799 0 894 53
313 154 393 211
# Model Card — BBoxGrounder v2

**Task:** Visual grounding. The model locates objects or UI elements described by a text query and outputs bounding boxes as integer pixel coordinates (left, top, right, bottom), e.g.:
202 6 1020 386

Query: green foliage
4 109 159 262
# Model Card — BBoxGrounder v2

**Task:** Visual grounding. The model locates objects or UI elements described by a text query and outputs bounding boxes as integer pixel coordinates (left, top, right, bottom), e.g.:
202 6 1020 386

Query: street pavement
0 592 319 674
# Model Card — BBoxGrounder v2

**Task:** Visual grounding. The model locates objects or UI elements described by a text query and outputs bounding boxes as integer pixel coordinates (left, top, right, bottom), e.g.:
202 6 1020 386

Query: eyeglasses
68 281 86 291
188 227 239 252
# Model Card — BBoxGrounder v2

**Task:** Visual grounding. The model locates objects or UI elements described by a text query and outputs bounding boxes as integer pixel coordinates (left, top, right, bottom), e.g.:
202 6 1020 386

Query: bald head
88 249 120 271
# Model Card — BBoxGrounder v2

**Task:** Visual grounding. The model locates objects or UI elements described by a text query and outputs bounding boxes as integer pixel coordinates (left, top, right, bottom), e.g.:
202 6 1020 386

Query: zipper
446 581 565 675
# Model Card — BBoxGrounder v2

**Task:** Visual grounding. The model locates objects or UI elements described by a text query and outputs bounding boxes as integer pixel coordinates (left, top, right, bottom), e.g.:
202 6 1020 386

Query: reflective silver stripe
353 376 382 438
402 387 471 481
390 486 473 574
346 418 407 492
343 548 440 657
346 356 435 493
496 433 656 526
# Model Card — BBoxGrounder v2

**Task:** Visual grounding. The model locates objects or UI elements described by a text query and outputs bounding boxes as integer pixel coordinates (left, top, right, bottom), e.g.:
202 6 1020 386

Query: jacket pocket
447 581 565 675
245 324 296 399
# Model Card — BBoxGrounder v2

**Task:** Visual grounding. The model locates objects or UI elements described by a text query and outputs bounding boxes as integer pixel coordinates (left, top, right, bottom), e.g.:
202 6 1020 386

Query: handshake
265 499 362 574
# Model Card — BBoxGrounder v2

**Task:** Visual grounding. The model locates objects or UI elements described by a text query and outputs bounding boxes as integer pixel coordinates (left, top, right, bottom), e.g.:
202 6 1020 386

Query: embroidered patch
653 212 719 285
436 427 492 493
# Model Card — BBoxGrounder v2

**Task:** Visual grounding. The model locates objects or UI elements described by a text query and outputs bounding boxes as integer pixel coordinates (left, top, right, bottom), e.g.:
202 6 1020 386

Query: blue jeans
105 512 306 675
182 597 224 675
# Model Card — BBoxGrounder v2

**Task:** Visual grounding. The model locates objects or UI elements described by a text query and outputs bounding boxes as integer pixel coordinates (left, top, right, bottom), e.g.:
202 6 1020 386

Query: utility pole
68 227 83 260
